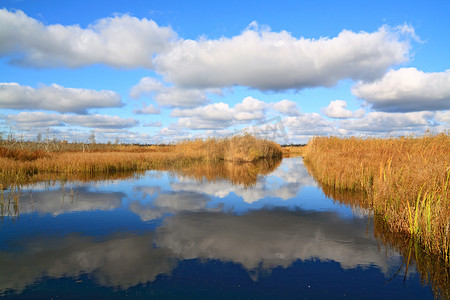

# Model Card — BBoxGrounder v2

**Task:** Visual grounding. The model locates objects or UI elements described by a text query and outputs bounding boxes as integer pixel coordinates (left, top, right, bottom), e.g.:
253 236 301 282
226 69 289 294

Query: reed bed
302 131 450 263
0 134 282 187
281 145 307 157
175 134 282 162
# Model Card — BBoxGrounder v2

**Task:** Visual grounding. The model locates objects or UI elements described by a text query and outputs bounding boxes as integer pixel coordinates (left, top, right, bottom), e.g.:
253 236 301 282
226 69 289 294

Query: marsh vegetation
301 131 450 264
0 134 282 187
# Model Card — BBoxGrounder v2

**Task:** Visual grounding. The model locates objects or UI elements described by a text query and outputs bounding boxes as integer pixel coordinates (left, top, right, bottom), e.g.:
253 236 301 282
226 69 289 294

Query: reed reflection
169 158 282 187
313 179 449 298
374 217 450 299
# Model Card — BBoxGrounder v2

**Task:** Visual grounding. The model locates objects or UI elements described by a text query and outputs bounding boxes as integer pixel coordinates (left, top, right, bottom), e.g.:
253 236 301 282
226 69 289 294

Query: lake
0 158 446 299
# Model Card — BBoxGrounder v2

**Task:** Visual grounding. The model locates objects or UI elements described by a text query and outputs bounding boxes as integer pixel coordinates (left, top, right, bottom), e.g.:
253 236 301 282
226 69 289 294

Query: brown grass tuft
175 134 282 162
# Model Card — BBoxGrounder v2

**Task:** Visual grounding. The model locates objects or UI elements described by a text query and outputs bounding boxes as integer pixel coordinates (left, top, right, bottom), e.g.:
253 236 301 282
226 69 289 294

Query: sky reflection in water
0 158 435 298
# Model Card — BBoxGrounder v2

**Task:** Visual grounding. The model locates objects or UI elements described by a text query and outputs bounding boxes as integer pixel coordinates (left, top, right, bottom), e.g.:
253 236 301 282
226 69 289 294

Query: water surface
0 158 443 299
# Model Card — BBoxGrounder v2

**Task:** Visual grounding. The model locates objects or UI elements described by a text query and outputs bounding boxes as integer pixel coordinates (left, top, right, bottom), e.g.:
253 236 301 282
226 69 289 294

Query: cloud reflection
171 158 315 203
156 209 396 277
0 208 401 294
1 187 124 217
129 191 222 221
0 232 176 293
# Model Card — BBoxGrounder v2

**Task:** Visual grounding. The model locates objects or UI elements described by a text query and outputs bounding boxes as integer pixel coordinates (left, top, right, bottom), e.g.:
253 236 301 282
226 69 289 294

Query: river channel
0 158 447 299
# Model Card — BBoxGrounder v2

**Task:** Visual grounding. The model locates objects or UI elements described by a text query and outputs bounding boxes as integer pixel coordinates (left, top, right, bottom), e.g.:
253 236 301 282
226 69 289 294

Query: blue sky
1 0 449 144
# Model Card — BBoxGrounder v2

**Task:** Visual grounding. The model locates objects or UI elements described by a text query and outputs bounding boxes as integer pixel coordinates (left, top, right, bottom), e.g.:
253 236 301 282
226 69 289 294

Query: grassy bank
302 132 450 263
0 134 282 187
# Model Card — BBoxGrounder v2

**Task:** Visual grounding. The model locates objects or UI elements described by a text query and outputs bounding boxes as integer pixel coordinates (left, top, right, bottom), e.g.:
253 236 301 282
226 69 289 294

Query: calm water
0 158 444 299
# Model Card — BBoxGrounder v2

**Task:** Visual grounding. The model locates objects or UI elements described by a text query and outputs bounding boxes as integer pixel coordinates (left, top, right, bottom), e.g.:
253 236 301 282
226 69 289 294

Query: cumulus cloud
352 68 450 112
233 96 266 121
435 111 450 123
172 103 234 129
0 82 122 114
4 112 138 130
155 24 413 91
322 100 365 118
133 103 160 115
130 77 219 108
284 113 335 136
143 121 163 127
337 111 434 133
0 9 176 68
272 99 301 116
282 109 447 142
130 77 165 98
158 127 185 136
171 96 266 130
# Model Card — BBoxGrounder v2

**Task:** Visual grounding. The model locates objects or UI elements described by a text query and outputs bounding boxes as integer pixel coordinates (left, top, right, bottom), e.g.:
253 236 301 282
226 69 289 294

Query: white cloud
0 9 176 68
281 110 447 142
322 100 365 118
130 77 216 108
155 24 412 91
337 111 434 133
171 96 266 130
0 82 122 114
234 96 266 121
4 112 138 130
352 68 450 112
284 113 335 136
158 127 184 136
273 99 301 116
133 103 160 115
143 121 163 127
172 103 234 130
435 111 450 123
130 77 165 98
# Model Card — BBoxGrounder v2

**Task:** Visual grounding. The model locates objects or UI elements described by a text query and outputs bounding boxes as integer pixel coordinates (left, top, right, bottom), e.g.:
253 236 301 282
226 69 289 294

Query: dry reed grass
282 145 307 157
302 131 450 263
175 134 282 162
0 134 282 187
